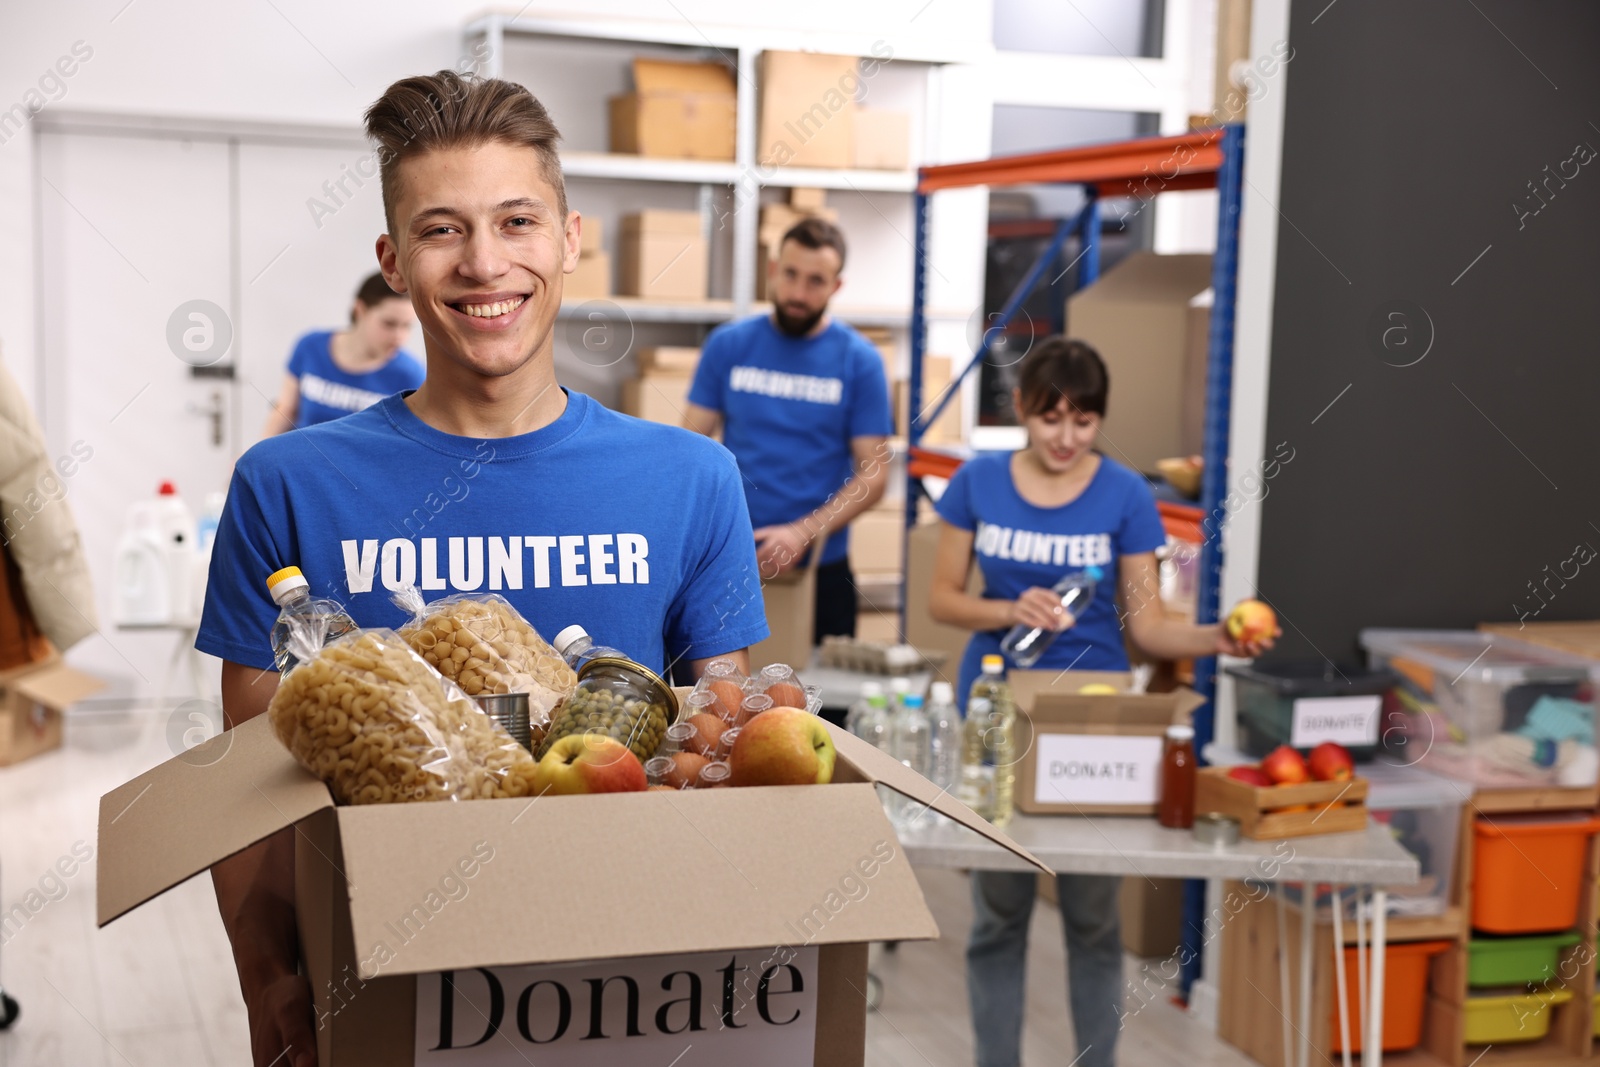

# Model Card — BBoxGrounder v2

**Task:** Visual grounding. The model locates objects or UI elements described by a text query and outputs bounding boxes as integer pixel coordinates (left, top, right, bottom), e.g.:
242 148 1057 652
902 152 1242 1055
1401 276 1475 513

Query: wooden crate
1194 767 1369 839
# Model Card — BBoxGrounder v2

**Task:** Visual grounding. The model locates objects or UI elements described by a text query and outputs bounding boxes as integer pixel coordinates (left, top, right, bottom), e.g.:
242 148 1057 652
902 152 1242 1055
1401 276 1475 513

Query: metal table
898 811 1420 1067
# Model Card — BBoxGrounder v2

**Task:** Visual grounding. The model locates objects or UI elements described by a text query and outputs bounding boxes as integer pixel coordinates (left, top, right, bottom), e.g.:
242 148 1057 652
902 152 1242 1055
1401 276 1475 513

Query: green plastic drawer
1467 931 1582 987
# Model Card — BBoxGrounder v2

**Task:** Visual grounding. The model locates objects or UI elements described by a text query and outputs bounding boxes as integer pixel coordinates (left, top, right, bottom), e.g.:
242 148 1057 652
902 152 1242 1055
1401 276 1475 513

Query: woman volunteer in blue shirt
263 272 426 433
928 338 1274 1067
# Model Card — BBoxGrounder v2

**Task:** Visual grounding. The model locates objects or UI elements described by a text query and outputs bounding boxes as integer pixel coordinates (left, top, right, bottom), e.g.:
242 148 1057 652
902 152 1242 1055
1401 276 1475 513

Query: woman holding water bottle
927 338 1275 1067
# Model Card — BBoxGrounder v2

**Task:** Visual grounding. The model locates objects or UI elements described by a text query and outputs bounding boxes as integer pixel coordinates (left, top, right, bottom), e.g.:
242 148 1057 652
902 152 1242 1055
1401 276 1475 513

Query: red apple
1307 741 1354 782
534 734 648 795
1226 765 1273 787
1225 599 1279 645
1260 744 1310 785
728 707 836 787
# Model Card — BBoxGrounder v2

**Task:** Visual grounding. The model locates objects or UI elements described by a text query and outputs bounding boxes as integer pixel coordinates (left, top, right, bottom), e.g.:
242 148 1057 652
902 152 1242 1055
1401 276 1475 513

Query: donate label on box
1031 734 1164 807
1289 696 1380 748
417 947 818 1065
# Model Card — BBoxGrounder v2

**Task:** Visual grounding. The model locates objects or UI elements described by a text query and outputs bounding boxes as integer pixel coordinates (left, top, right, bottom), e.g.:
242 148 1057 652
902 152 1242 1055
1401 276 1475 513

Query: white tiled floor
0 706 1257 1066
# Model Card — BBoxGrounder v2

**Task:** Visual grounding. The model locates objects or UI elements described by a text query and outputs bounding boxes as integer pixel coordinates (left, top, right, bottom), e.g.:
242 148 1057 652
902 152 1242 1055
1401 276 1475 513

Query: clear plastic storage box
1359 629 1600 787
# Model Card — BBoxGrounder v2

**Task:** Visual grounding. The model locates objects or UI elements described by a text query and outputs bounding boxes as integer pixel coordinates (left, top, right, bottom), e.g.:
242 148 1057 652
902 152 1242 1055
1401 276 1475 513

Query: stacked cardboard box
609 57 736 161
757 189 841 301
757 52 911 171
619 347 700 427
0 650 104 766
618 211 707 302
563 213 610 302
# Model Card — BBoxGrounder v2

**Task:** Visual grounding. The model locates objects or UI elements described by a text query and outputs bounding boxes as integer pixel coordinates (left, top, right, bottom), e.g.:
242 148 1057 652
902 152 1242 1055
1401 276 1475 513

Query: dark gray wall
1256 0 1600 665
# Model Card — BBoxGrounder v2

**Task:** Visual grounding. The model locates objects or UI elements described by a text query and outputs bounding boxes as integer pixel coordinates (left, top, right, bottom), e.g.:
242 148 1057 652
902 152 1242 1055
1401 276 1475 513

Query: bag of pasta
391 586 576 744
267 626 540 804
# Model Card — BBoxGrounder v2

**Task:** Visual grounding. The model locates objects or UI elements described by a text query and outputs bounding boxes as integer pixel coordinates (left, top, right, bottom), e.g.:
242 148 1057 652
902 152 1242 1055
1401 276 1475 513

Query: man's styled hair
781 217 847 270
364 70 567 236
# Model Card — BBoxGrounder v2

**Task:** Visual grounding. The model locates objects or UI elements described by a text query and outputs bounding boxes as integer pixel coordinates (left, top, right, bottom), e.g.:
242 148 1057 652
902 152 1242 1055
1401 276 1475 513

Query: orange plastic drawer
1473 815 1600 934
1329 940 1452 1053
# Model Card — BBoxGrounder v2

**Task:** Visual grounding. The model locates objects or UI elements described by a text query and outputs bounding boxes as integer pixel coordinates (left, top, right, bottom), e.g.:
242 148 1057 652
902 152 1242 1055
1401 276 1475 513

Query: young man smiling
197 71 767 1067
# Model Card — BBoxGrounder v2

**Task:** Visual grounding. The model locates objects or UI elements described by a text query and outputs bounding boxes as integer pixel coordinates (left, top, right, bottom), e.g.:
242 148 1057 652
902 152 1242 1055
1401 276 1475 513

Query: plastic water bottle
196 491 225 554
853 685 891 751
846 681 884 736
552 625 627 671
1000 564 1103 668
959 655 1017 826
268 566 357 673
887 692 932 830
926 681 962 795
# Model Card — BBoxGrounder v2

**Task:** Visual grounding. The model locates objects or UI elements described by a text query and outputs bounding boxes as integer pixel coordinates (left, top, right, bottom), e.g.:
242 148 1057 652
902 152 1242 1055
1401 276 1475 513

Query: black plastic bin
1226 662 1398 761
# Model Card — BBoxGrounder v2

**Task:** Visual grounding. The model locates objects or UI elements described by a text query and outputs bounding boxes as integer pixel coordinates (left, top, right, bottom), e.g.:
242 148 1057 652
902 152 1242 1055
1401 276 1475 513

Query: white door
38 130 238 699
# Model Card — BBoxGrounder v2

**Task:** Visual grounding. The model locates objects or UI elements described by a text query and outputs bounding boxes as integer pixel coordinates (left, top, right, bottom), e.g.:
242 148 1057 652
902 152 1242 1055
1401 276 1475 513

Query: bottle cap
1166 724 1195 741
158 481 178 496
1085 564 1104 581
552 625 588 655
903 693 924 709
265 566 308 605
982 654 1005 674
931 681 954 704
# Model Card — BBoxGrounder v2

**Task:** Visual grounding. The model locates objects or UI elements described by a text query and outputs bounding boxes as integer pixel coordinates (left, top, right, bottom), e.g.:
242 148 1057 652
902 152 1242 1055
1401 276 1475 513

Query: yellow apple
534 733 647 795
1225 599 1279 645
727 708 836 787
1078 684 1119 695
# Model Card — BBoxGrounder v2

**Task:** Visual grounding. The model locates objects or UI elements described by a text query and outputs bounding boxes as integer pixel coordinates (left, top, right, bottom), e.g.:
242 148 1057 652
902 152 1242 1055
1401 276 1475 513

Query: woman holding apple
927 337 1276 1067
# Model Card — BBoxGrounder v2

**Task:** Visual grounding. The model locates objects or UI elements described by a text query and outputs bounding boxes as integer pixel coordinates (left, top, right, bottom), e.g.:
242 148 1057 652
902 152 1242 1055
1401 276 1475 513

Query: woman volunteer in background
263 271 425 433
928 338 1275 1067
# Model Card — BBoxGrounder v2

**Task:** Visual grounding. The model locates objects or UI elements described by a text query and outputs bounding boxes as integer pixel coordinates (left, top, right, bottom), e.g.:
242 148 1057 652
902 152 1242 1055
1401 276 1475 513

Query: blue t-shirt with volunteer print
687 316 893 566
287 330 426 429
197 390 769 676
935 451 1168 710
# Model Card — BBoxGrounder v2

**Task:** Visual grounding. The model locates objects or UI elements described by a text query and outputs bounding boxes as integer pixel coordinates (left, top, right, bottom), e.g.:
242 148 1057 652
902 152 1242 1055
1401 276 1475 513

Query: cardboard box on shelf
758 51 858 170
0 652 104 766
562 251 611 302
97 711 1045 1066
851 109 911 171
1008 670 1204 816
895 355 962 444
636 346 700 374
577 214 604 257
618 211 707 302
608 57 737 161
619 373 692 426
789 187 827 211
1065 253 1212 473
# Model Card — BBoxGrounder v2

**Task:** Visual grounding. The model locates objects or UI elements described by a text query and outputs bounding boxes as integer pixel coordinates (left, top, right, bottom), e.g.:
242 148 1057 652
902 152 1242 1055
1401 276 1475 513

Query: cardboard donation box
98 711 1046 1066
1008 670 1204 816
619 210 708 302
609 58 736 161
1065 253 1212 472
758 52 858 169
0 652 104 766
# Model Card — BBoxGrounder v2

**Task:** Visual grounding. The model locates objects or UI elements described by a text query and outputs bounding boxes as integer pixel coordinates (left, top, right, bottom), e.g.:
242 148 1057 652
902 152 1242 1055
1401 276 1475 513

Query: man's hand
248 971 317 1067
753 523 811 577
1009 588 1074 633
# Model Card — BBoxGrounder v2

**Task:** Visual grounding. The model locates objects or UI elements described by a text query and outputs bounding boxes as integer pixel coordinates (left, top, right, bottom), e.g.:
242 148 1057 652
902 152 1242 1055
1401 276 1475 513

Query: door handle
185 390 224 447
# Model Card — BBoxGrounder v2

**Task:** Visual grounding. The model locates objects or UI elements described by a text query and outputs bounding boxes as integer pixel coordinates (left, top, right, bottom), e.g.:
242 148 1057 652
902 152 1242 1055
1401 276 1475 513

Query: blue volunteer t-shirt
688 316 893 566
935 451 1167 709
198 390 769 676
288 330 426 428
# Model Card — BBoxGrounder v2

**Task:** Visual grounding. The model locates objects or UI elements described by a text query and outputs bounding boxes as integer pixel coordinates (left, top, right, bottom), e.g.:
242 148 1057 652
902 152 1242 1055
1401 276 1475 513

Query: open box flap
97 714 333 926
338 782 938 979
13 662 105 710
826 721 1052 876
1010 669 1206 723
631 57 735 95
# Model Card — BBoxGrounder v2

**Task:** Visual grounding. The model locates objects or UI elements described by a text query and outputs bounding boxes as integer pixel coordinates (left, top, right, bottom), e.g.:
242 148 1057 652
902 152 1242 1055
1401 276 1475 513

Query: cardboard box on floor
758 52 857 169
1008 670 1203 816
618 210 708 302
1044 873 1182 958
609 57 736 161
97 706 1046 1066
1065 253 1212 472
0 651 105 766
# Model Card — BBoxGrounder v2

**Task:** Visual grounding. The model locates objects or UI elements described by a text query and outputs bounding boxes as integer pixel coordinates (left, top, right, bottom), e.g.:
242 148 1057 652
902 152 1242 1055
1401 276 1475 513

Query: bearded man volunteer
683 218 893 645
197 71 768 1067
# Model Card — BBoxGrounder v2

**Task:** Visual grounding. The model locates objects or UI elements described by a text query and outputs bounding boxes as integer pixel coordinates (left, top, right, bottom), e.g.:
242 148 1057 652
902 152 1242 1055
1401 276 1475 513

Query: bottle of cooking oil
958 654 1016 826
